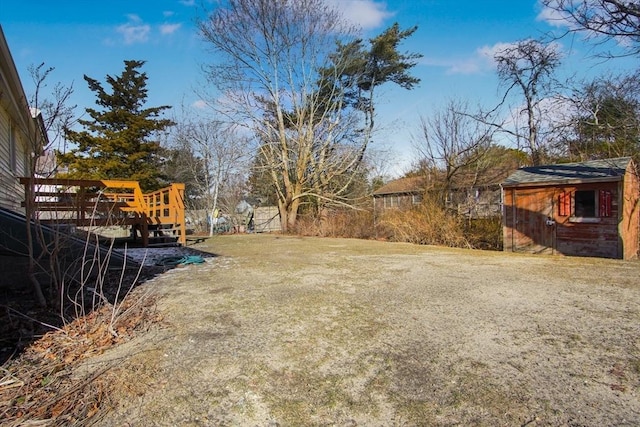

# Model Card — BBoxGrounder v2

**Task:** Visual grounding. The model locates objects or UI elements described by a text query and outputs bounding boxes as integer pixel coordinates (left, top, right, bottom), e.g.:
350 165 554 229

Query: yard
37 235 640 424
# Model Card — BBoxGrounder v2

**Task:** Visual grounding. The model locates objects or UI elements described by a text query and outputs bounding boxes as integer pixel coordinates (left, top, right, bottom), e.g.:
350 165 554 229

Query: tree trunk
208 178 220 237
278 201 289 233
319 206 330 236
288 198 300 231
278 197 301 234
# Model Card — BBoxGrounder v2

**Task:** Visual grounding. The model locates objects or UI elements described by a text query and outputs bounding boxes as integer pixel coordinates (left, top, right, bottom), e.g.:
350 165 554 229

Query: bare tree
170 117 251 236
363 145 400 191
21 64 75 306
413 100 496 201
541 0 640 57
197 0 349 232
197 0 419 232
491 39 563 165
28 64 76 165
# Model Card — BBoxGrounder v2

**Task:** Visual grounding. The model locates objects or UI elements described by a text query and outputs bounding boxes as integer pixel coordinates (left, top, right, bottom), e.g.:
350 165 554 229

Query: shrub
294 209 375 239
375 197 469 248
462 216 503 250
291 198 503 251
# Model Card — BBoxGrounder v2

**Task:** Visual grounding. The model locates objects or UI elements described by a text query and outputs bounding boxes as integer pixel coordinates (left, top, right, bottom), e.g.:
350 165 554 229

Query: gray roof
502 157 633 187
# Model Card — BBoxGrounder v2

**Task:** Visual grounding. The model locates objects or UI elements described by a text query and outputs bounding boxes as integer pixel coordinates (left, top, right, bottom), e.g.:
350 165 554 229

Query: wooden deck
20 177 186 247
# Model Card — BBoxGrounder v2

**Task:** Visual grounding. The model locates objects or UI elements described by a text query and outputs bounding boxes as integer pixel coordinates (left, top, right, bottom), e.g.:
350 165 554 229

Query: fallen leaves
0 288 160 426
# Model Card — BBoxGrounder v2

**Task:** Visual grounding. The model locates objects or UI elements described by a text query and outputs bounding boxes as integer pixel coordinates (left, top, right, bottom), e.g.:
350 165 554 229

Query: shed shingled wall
621 164 639 259
503 175 638 259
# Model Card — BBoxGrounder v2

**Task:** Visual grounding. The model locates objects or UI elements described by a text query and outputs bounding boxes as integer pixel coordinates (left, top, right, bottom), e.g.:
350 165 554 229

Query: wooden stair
20 178 186 247
143 224 181 247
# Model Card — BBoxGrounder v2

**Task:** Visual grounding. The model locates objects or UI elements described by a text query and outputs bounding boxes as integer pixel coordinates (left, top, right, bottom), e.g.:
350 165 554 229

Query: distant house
373 175 501 218
444 184 502 219
373 176 425 211
0 25 47 213
502 157 639 259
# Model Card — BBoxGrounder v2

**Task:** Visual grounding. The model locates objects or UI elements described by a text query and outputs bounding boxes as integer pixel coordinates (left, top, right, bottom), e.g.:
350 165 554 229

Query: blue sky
1 0 637 175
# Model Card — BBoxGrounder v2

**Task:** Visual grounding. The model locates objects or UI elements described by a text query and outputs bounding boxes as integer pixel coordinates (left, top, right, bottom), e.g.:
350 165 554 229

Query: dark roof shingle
502 157 632 187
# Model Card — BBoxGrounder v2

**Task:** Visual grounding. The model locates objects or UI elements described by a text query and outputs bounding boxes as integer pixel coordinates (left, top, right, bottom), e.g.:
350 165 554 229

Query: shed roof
373 176 426 196
502 157 633 188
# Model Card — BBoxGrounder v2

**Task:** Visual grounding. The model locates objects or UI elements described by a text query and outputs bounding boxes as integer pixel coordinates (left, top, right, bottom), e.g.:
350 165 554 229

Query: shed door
514 189 555 254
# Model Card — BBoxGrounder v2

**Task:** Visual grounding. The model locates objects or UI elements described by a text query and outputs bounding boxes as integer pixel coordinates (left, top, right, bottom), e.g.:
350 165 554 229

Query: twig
1 305 65 333
0 367 24 390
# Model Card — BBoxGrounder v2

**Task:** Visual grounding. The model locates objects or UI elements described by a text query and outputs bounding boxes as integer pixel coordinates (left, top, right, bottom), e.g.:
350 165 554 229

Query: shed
502 157 639 259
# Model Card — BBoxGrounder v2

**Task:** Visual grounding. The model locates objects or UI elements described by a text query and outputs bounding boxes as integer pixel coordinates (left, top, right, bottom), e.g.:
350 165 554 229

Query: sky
1 0 637 176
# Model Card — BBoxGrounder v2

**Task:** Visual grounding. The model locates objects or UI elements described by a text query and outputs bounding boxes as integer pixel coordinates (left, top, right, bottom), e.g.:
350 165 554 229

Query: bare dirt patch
15 235 640 425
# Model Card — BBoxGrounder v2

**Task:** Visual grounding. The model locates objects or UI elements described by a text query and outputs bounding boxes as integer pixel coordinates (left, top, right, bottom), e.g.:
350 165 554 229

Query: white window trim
569 216 601 223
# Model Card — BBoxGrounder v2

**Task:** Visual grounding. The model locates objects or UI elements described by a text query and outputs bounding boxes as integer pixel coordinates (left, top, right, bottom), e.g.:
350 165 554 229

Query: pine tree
58 60 174 191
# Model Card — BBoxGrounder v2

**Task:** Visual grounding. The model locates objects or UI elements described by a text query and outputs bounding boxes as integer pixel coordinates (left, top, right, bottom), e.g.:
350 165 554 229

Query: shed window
559 190 613 218
575 190 596 217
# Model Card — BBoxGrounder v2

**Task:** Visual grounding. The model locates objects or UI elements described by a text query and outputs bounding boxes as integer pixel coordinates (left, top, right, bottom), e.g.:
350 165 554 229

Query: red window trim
558 191 570 216
599 190 612 217
558 189 613 218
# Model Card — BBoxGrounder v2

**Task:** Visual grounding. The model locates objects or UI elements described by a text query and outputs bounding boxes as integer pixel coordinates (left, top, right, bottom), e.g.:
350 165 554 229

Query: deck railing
19 177 186 246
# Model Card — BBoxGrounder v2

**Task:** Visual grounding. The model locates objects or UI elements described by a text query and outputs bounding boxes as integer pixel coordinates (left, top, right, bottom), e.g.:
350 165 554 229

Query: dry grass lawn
89 234 640 426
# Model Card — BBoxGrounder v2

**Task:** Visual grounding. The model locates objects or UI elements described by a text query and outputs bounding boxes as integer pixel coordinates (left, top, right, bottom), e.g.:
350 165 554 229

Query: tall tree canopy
198 0 420 232
58 60 174 191
317 23 421 130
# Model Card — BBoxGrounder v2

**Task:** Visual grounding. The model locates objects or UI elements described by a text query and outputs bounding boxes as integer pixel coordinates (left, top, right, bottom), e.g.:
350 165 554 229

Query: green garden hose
155 255 205 266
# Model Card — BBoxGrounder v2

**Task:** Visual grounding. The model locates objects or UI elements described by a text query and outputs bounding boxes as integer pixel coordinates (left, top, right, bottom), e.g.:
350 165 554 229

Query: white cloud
117 22 151 44
475 40 562 71
163 11 175 18
115 15 151 44
447 59 482 75
536 0 633 53
422 56 482 75
477 41 520 67
498 94 575 146
423 40 561 76
537 7 566 28
192 99 209 109
421 42 512 76
160 23 182 35
180 0 196 6
535 0 576 29
126 13 143 23
325 0 393 30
